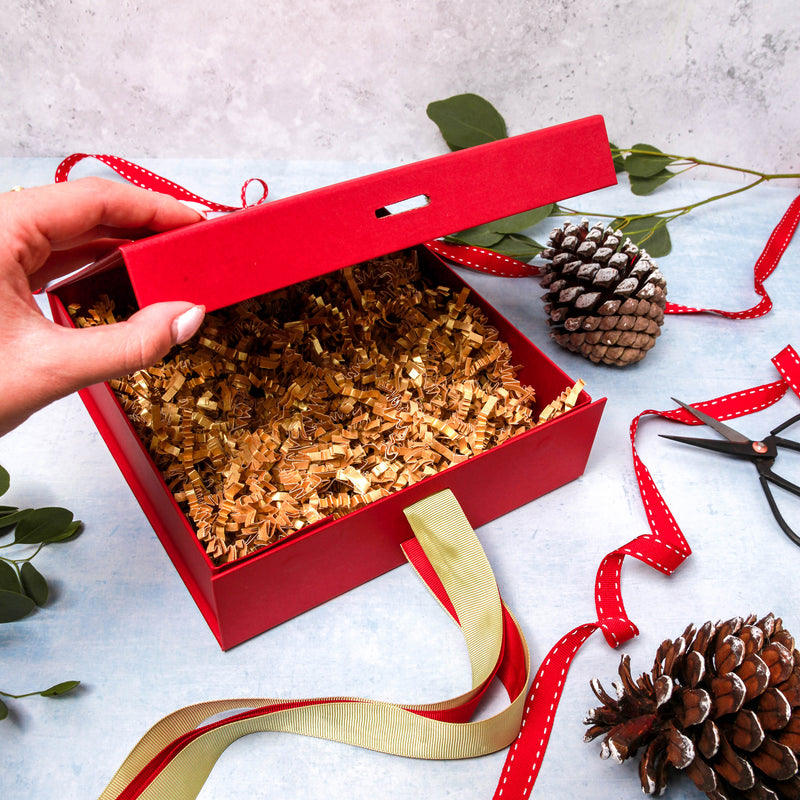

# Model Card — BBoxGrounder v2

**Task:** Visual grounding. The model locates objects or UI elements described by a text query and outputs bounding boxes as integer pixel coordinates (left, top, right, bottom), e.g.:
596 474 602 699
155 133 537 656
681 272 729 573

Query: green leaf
446 225 505 248
489 204 555 234
20 562 48 606
48 520 83 543
0 508 33 531
0 561 21 594
39 680 80 697
426 93 507 151
614 216 672 257
0 589 35 622
609 142 626 173
487 233 544 261
640 225 672 257
14 507 74 544
629 169 677 196
447 204 555 249
0 698 8 720
0 466 9 497
624 144 675 178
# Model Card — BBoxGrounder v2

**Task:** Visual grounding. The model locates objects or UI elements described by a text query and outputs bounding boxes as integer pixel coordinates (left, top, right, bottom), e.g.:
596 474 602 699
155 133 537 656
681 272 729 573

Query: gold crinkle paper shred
71 251 584 565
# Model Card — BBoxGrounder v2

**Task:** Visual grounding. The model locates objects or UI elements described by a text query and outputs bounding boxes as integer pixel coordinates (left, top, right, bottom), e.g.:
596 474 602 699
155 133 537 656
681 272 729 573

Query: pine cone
539 219 667 366
585 614 800 799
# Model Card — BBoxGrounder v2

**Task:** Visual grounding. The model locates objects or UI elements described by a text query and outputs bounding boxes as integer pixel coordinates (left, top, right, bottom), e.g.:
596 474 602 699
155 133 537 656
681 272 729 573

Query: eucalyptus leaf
0 589 35 622
0 698 7 720
640 224 672 257
0 561 21 594
614 216 672 257
629 169 677 196
609 142 626 173
624 143 675 178
489 204 555 233
14 507 74 544
20 562 48 606
39 680 80 697
446 226 505 248
426 93 507 151
486 233 544 261
0 508 33 531
48 520 83 543
0 465 8 497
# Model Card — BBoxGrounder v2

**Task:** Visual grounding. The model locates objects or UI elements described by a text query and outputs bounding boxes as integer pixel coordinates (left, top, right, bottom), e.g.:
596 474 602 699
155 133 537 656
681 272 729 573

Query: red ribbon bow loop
54 153 268 211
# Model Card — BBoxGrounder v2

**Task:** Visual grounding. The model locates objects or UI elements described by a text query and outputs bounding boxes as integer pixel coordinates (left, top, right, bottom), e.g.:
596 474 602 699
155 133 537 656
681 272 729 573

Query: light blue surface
1 159 799 799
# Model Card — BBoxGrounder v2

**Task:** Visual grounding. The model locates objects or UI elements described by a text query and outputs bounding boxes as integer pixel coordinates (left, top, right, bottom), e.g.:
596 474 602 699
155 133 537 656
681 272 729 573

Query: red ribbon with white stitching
53 157 800 798
54 154 800 324
54 153 268 211
493 344 800 798
663 193 800 318
426 192 800 323
424 191 800 798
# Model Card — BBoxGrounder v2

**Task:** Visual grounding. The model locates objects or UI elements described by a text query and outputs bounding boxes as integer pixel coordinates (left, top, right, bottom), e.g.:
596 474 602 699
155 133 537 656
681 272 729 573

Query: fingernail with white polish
172 305 205 344
179 201 209 219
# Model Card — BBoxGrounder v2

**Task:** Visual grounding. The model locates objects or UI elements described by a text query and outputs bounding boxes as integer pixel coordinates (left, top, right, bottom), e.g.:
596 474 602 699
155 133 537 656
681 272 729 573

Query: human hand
0 177 207 435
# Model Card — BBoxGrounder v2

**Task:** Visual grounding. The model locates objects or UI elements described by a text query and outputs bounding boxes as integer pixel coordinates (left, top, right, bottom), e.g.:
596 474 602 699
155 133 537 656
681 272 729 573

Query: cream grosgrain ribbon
98 490 531 800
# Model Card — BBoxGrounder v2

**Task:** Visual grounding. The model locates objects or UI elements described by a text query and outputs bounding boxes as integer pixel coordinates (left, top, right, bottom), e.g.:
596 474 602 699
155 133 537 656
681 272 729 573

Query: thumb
54 302 207 388
1 302 206 436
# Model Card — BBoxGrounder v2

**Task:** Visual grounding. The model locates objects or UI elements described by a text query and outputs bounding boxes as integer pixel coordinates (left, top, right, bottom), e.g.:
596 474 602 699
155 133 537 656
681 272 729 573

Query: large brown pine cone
539 219 667 366
585 613 800 799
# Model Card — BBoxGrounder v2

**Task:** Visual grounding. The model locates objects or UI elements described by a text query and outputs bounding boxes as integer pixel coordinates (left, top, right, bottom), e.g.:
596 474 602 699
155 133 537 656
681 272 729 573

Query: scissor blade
660 433 758 458
671 397 751 444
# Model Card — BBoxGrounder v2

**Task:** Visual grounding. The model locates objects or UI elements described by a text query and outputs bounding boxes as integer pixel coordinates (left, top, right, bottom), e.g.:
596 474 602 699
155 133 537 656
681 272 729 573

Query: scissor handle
758 473 800 549
760 464 800 498
769 434 800 455
770 412 800 438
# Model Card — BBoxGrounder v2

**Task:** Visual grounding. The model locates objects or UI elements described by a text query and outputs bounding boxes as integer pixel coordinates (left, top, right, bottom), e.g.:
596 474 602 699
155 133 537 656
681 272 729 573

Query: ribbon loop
99 489 531 800
664 193 800 320
240 177 269 208
54 153 268 213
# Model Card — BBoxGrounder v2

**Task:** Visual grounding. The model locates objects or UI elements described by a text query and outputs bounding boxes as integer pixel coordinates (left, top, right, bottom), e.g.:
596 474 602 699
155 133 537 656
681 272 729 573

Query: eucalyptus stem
556 175 769 226
0 689 44 699
547 164 795 254
426 93 800 259
15 543 46 562
0 678 81 719
612 147 800 182
0 542 45 560
0 465 83 725
653 176 769 217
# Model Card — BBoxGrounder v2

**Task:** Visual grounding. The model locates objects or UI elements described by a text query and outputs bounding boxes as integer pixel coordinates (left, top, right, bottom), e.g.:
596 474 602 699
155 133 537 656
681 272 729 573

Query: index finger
0 177 205 273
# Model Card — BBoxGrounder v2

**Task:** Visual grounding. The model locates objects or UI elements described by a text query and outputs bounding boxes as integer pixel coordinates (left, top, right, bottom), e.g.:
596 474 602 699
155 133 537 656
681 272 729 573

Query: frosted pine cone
585 613 800 798
539 219 667 366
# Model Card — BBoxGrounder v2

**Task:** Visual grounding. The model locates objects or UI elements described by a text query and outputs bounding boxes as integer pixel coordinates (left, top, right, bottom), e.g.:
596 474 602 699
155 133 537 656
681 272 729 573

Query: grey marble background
1 0 798 178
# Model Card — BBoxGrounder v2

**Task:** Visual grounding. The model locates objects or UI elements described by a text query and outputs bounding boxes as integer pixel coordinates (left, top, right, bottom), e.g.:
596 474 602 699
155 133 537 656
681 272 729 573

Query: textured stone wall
1 0 798 177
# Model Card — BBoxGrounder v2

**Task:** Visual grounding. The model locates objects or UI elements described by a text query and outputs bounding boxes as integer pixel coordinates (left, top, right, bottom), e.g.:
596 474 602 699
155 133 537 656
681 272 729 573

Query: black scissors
660 398 800 549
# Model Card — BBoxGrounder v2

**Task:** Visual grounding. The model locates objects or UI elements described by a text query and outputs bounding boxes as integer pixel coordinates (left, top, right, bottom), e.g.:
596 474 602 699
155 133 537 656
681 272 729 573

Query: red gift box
47 117 616 649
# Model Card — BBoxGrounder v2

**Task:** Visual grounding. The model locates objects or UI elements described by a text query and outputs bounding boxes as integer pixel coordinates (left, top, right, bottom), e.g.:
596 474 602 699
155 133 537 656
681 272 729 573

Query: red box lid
65 116 616 312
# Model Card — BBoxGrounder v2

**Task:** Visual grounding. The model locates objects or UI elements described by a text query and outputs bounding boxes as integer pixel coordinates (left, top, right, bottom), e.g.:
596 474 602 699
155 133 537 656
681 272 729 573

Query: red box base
49 247 605 649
